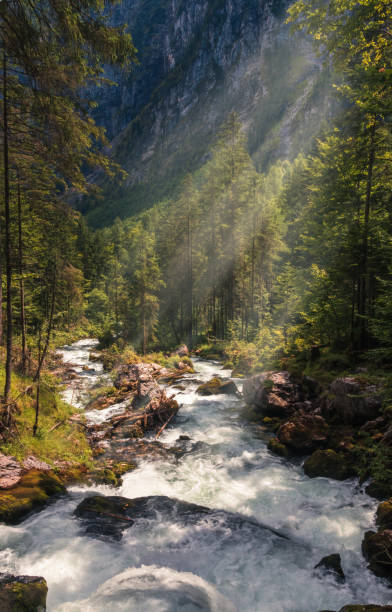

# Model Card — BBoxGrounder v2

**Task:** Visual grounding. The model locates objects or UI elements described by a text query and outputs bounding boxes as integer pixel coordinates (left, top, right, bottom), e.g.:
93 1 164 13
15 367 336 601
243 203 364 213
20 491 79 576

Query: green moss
197 378 221 392
0 576 48 612
0 470 66 524
268 437 290 458
304 449 354 480
263 379 275 390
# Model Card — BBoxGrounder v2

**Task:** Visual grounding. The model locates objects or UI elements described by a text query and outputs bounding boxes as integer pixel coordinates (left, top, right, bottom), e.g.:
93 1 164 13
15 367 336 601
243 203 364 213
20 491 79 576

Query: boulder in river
314 553 345 582
243 371 300 417
0 573 48 611
322 377 381 425
362 529 392 580
267 437 290 458
196 377 238 396
277 413 329 453
173 344 189 357
336 607 392 611
75 494 291 544
114 362 170 391
376 499 392 531
304 449 355 480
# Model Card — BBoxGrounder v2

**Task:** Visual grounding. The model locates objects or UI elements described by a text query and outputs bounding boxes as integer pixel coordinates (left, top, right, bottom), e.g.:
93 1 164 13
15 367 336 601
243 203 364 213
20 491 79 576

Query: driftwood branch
155 412 175 439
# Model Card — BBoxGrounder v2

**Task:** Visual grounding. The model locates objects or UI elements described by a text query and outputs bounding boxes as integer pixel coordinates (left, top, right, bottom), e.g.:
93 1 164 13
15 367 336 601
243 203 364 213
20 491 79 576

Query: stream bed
0 340 391 611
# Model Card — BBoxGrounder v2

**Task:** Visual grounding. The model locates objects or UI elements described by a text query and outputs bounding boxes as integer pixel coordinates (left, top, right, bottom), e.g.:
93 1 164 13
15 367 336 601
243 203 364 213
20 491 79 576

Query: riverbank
1 341 392 610
0 339 194 525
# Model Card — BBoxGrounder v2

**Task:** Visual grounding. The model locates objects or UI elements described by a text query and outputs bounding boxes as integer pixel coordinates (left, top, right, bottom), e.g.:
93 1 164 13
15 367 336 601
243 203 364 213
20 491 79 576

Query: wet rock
93 438 178 471
267 437 290 458
365 480 392 501
75 494 211 540
75 494 292 543
243 371 300 417
0 454 22 489
196 377 238 396
360 416 387 433
0 470 66 525
0 573 48 611
114 362 169 390
277 413 329 453
314 553 345 582
174 344 189 357
380 426 392 446
304 450 355 480
322 378 381 425
337 607 392 612
376 499 392 531
362 529 392 580
325 607 392 612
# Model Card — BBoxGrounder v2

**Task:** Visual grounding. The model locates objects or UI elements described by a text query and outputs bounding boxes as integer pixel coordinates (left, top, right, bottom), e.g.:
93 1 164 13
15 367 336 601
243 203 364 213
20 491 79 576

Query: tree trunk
17 172 27 374
33 382 40 437
359 122 376 350
3 52 13 404
34 265 56 382
186 212 193 349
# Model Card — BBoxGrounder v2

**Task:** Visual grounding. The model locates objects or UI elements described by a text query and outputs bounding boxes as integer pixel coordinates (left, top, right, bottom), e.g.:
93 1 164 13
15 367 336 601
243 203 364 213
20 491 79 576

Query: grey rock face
83 0 334 225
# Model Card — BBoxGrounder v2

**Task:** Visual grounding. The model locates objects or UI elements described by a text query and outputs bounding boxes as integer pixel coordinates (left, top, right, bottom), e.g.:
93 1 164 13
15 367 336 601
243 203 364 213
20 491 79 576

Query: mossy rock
88 468 122 488
376 499 392 530
0 573 47 611
362 529 392 580
196 377 237 396
304 450 355 480
268 437 290 458
0 470 66 525
365 479 392 501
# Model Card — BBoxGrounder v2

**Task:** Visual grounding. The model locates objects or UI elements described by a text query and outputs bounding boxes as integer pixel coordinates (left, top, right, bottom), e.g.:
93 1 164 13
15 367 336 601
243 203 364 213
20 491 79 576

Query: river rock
376 499 392 530
365 480 392 501
362 529 392 580
322 377 381 425
304 450 355 480
75 494 211 540
337 607 392 611
0 453 22 489
114 362 169 390
314 553 345 582
174 344 189 357
277 413 329 453
268 437 290 458
243 371 302 417
0 573 48 611
75 494 292 545
196 377 238 396
0 470 66 525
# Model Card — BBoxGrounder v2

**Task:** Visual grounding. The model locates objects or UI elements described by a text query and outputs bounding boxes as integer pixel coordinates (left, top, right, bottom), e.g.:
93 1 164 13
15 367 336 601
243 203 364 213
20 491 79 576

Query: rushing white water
0 344 391 611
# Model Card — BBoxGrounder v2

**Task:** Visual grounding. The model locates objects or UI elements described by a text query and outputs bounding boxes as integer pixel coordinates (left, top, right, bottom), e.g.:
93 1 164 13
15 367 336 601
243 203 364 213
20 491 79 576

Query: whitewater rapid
0 340 390 611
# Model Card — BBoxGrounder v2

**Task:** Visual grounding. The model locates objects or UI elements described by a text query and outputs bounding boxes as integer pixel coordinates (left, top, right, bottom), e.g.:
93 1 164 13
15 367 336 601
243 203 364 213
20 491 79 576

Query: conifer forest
1 2 392 611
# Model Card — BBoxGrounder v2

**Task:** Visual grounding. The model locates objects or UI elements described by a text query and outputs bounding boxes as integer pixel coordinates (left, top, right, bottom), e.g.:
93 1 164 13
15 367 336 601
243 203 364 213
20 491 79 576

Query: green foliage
0 369 92 466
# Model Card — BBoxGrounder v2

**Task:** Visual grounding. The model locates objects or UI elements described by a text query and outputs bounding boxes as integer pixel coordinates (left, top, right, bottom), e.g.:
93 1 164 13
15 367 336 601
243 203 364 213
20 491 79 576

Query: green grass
0 368 92 467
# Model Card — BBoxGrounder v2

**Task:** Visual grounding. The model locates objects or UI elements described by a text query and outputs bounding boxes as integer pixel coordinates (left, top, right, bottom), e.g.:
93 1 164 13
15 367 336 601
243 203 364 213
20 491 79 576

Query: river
0 339 390 611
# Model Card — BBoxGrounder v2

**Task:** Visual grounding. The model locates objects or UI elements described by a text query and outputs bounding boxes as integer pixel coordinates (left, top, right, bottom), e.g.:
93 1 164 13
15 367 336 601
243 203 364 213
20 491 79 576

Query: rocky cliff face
83 0 334 226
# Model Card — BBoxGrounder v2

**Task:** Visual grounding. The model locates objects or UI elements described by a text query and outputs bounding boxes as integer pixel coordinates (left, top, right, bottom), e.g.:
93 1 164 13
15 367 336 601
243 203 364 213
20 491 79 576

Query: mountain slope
82 0 334 227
